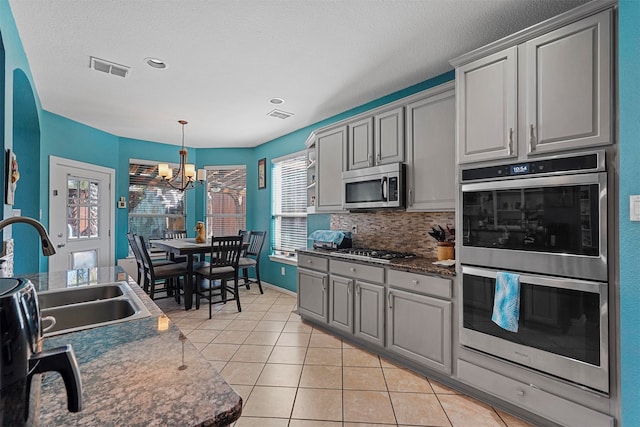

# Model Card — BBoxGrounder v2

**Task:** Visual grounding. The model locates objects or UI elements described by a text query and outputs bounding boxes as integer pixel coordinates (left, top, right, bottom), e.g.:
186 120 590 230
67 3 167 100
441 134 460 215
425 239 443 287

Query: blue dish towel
491 272 521 333
307 230 352 245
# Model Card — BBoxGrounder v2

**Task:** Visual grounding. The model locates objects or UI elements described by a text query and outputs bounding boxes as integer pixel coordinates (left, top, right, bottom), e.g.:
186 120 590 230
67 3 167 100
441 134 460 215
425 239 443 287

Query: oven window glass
463 274 601 365
345 179 383 203
462 184 599 255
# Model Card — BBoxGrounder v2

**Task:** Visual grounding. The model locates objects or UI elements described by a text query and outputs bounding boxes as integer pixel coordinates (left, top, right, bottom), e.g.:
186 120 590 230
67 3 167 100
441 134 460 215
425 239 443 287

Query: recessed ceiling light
145 57 168 69
269 98 285 105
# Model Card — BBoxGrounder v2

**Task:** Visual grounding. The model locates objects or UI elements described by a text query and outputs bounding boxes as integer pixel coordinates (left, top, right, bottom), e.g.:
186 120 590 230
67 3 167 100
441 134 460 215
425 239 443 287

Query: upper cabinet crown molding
449 0 616 68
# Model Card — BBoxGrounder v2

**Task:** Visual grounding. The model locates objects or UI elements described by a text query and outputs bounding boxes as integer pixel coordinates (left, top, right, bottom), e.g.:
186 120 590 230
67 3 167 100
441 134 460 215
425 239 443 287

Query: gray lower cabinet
328 274 354 333
297 268 328 323
386 288 452 374
354 280 385 347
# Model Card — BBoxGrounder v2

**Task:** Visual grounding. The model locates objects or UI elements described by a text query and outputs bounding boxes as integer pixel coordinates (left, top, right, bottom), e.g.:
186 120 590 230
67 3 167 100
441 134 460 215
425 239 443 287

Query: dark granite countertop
296 248 456 277
20 267 242 427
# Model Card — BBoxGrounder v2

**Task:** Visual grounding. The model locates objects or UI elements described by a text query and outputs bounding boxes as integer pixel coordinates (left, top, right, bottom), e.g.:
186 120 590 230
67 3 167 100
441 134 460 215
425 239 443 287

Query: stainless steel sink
38 281 151 337
38 283 126 309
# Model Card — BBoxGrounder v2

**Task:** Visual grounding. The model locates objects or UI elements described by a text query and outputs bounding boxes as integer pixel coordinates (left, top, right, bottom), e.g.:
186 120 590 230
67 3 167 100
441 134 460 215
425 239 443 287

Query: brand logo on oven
511 164 529 175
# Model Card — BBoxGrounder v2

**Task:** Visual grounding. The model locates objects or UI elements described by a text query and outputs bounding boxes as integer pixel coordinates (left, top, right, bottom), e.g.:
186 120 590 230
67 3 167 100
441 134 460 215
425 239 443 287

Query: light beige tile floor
156 285 537 427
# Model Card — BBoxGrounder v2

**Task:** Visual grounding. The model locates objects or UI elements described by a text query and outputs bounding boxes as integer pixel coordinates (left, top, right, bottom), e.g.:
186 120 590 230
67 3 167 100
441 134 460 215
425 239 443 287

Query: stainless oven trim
459 149 606 183
460 171 607 281
460 265 609 393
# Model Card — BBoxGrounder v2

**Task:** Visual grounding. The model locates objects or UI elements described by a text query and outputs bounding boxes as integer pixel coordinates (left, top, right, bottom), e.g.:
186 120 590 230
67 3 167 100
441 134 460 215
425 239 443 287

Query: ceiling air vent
90 56 130 78
267 109 294 119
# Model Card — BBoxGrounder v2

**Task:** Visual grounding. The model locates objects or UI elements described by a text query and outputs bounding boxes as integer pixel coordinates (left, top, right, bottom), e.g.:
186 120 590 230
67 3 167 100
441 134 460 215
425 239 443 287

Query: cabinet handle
368 155 373 166
411 279 419 285
350 267 356 272
516 389 525 397
307 259 312 263
529 124 536 152
376 153 381 164
348 280 352 294
507 127 513 156
388 291 393 309
408 188 413 207
356 284 360 294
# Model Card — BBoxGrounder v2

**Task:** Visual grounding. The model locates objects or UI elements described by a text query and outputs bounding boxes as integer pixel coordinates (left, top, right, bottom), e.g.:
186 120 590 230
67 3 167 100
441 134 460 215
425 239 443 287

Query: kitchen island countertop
296 248 456 277
20 267 242 427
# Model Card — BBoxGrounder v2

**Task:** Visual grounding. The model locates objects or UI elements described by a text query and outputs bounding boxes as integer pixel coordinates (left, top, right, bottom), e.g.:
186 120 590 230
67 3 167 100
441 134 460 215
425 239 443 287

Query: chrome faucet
0 216 56 256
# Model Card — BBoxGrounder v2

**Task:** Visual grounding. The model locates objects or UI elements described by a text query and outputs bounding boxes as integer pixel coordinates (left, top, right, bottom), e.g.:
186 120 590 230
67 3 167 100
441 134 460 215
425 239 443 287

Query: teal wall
618 0 640 424
12 68 40 274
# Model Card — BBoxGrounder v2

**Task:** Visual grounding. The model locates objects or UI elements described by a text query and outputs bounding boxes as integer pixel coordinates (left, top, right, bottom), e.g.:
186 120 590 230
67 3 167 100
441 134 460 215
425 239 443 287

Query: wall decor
5 149 19 205
258 158 266 190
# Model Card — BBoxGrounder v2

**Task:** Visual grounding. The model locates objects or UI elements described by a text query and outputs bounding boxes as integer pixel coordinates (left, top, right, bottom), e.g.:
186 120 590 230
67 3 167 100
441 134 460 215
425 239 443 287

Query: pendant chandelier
157 120 206 192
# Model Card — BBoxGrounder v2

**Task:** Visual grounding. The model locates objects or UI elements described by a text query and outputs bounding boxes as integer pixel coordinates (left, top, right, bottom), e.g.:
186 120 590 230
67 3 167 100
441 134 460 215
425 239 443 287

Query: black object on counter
0 278 82 426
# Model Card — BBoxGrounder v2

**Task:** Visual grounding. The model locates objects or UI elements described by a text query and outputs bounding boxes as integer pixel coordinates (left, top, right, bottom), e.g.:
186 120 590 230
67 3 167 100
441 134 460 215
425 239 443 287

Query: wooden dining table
151 237 246 310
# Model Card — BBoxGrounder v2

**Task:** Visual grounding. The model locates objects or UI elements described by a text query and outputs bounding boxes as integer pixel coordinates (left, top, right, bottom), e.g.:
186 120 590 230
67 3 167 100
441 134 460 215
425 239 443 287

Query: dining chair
238 229 251 254
238 231 266 294
194 235 243 319
162 230 188 262
127 232 174 287
135 235 189 302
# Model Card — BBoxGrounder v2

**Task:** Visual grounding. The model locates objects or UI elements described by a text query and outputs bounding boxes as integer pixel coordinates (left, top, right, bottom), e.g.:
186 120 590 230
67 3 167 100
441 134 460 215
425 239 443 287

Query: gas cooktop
329 247 416 264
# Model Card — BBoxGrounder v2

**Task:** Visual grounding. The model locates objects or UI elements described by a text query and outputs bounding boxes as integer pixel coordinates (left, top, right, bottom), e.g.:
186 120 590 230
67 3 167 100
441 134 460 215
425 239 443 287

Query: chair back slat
164 230 187 239
135 235 154 270
127 233 142 261
210 236 243 270
246 231 266 258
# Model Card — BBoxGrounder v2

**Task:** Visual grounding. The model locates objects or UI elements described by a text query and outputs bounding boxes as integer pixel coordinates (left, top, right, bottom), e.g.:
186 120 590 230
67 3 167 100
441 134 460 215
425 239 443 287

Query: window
205 166 246 237
67 176 100 239
272 151 307 257
128 162 185 242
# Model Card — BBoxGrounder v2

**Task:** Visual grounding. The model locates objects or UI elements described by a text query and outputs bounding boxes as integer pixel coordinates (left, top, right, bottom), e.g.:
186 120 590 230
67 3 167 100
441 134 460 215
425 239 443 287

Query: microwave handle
381 177 388 201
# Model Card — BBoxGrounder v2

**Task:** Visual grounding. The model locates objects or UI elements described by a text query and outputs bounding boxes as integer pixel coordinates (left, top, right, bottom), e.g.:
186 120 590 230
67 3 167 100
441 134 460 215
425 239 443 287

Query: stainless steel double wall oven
459 150 610 393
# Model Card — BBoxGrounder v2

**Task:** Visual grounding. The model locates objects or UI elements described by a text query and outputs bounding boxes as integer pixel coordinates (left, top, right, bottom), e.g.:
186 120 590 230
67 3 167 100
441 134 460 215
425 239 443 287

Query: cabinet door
524 10 611 155
297 268 328 323
329 275 354 334
374 107 404 165
354 281 385 347
457 47 517 164
406 86 455 211
387 288 452 373
316 126 347 212
347 117 374 170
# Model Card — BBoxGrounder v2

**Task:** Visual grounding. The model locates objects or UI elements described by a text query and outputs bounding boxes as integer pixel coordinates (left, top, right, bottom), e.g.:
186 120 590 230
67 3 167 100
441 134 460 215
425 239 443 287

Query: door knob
57 243 66 248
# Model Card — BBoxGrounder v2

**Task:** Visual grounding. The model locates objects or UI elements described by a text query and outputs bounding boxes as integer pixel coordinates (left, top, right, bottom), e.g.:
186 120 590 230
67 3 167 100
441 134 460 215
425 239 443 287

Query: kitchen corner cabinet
456 9 612 164
316 125 347 212
406 84 456 211
347 107 404 171
328 275 354 333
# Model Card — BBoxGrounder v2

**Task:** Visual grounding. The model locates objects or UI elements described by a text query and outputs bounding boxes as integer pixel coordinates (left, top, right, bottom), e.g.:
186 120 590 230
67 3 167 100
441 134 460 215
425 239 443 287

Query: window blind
272 152 307 254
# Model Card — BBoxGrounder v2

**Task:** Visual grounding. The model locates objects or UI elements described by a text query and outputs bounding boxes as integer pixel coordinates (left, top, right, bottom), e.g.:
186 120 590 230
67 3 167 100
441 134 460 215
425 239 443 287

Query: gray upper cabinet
456 47 518 164
347 107 404 170
347 117 374 170
374 107 404 166
406 83 456 211
455 9 612 164
316 125 347 212
523 10 612 155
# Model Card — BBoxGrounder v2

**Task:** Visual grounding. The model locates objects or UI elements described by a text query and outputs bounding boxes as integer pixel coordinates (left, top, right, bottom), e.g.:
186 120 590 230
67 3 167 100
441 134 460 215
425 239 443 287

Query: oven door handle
461 265 606 292
461 171 606 192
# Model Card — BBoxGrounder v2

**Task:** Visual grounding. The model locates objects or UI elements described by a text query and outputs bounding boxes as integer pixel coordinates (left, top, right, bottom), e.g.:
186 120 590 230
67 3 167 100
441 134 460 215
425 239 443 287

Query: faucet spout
0 216 56 256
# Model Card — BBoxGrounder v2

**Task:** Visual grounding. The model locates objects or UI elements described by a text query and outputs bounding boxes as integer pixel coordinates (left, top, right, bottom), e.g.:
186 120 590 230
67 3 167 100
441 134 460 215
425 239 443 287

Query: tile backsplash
330 211 455 258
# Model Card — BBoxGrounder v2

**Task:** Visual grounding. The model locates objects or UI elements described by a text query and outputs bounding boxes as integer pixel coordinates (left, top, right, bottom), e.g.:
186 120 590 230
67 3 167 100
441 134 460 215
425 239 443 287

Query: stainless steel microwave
342 163 405 209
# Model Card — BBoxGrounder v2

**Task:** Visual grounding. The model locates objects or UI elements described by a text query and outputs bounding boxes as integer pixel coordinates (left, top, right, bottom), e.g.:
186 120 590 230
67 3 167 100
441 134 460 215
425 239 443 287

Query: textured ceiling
9 0 590 149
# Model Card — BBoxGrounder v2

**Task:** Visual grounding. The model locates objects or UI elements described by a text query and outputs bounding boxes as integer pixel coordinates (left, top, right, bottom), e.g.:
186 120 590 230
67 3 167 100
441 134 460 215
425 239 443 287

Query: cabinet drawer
457 360 613 427
330 260 384 284
298 254 329 272
388 269 451 299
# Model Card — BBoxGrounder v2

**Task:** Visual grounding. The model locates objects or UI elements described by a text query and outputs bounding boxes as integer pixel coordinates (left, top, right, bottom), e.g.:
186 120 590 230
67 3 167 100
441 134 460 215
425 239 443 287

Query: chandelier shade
158 120 206 192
